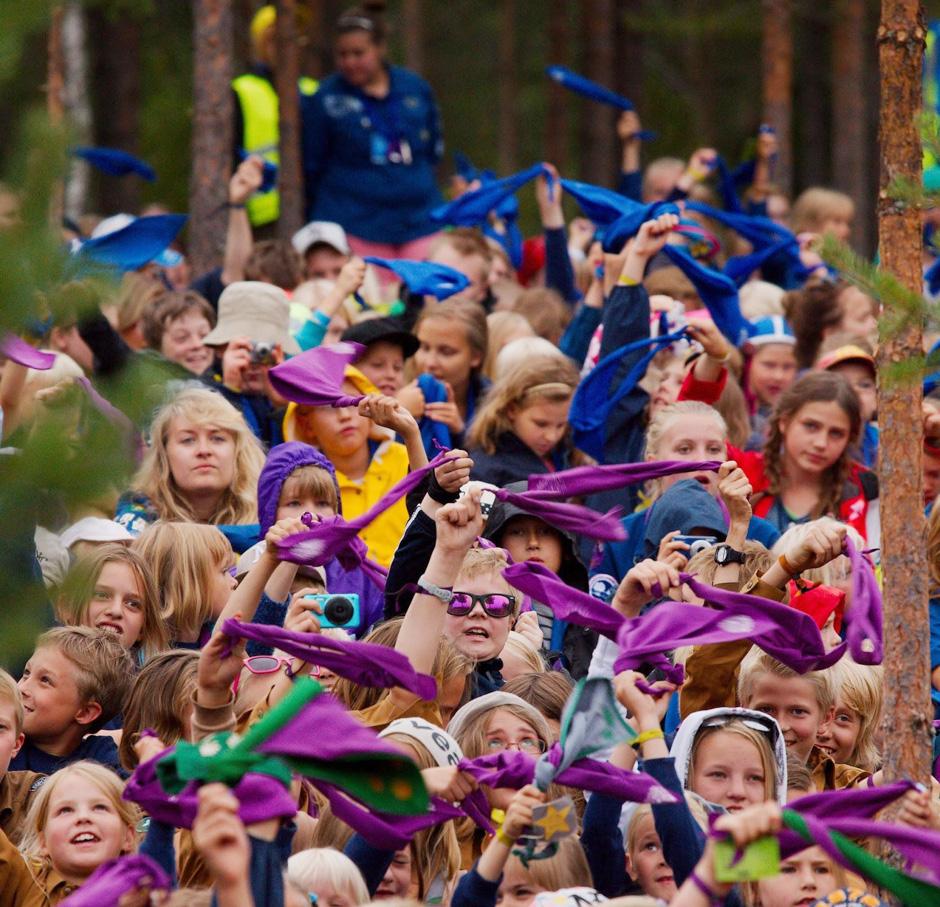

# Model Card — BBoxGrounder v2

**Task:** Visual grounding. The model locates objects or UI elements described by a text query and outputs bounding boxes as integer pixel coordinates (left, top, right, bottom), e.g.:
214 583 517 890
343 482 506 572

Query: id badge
528 796 577 845
370 132 389 165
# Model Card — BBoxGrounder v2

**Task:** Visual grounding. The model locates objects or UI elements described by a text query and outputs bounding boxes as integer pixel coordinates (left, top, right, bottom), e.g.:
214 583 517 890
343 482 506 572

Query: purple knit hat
257 441 342 536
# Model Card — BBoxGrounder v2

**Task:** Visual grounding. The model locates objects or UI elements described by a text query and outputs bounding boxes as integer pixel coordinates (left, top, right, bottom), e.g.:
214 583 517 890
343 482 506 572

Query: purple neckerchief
844 537 883 664
777 782 940 885
303 513 389 590
58 854 171 906
122 746 298 828
0 334 55 369
493 486 627 542
220 618 437 700
456 749 676 834
276 451 456 568
317 780 465 850
525 460 723 499
268 341 367 407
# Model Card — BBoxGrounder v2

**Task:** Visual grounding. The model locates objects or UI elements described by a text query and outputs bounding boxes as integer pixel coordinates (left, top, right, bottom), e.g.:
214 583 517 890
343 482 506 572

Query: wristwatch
713 543 746 566
416 575 454 604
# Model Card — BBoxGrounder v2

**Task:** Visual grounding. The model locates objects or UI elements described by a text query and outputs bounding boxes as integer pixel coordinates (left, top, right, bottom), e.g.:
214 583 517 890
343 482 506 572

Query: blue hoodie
253 442 385 633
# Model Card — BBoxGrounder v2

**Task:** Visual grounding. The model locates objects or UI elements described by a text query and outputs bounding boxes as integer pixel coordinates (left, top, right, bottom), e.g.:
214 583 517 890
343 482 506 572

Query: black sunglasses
446 591 516 619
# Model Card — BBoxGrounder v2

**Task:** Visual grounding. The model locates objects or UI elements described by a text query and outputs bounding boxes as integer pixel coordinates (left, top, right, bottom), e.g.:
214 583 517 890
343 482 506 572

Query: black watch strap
715 543 746 565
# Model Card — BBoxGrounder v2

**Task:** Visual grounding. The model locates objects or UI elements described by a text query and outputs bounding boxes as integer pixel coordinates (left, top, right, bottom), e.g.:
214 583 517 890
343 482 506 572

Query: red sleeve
678 365 728 405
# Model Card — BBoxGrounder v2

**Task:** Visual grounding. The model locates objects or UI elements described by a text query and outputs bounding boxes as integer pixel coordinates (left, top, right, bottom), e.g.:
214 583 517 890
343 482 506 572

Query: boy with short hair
0 668 45 844
737 647 868 790
12 626 132 775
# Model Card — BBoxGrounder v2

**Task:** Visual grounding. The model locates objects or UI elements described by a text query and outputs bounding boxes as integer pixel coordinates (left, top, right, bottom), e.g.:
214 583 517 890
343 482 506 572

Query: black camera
249 340 278 366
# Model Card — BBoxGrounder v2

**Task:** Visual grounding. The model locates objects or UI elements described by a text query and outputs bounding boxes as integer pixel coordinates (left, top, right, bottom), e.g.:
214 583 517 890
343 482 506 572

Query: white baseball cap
291 221 351 257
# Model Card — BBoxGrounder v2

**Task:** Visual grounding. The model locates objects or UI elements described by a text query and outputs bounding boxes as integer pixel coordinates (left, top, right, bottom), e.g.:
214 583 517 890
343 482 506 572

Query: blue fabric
544 225 578 303
139 819 177 887
301 66 444 244
930 597 940 671
72 146 156 181
431 163 550 227
364 257 469 300
859 422 880 469
661 245 752 347
77 214 187 271
581 791 630 896
416 373 452 458
927 256 940 295
546 64 637 111
569 315 688 461
604 202 681 253
11 735 125 776
240 835 285 907
723 238 798 287
561 178 637 224
237 148 278 193
344 834 395 898
618 170 643 202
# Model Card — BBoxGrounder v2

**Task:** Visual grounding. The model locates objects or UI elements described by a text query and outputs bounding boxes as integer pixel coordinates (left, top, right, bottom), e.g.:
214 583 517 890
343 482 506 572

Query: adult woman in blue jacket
301 4 444 260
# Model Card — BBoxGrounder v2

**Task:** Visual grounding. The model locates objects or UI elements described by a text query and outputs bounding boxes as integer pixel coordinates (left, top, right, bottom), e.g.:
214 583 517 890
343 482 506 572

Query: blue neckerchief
416 373 452 458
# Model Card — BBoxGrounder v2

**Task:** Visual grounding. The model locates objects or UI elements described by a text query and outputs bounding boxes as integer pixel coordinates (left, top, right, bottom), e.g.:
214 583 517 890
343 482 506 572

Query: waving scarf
76 214 187 271
363 257 470 300
430 164 552 227
268 341 366 408
0 335 56 370
59 855 170 906
525 459 723 499
71 147 156 181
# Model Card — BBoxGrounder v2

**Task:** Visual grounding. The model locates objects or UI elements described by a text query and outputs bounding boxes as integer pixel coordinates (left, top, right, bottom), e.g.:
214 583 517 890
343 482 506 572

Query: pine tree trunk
761 0 793 196
832 0 869 250
497 0 518 175
796 8 830 189
62 0 91 221
614 0 644 110
401 0 424 75
545 0 569 172
275 0 304 239
579 0 616 184
877 0 931 784
190 0 234 275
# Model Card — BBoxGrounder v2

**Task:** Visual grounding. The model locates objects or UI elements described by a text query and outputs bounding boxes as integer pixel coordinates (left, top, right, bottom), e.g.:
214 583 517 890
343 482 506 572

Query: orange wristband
778 553 799 576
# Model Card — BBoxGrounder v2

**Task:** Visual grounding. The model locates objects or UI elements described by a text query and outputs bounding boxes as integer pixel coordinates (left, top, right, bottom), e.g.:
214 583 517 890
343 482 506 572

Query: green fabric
781 810 940 906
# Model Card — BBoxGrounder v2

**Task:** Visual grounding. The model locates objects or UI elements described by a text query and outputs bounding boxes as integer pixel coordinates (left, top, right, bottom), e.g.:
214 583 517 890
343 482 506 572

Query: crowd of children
5 3 940 906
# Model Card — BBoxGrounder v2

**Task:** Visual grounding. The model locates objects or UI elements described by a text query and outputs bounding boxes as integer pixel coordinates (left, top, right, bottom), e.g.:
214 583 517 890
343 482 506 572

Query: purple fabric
844 537 883 664
268 341 366 407
257 441 342 536
525 460 723 499
457 749 675 833
75 376 136 435
123 748 298 828
494 487 627 542
503 561 627 639
317 780 465 850
0 335 55 370
220 618 437 699
276 452 456 567
58 854 171 906
253 687 421 767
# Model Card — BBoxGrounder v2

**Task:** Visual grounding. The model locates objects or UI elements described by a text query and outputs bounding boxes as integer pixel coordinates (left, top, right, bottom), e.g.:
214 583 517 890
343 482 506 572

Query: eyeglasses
701 713 780 741
232 655 319 695
485 736 547 755
446 591 516 619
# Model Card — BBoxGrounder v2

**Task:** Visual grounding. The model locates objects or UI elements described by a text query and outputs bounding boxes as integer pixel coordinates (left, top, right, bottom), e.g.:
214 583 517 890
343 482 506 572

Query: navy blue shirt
302 65 444 243
11 735 125 777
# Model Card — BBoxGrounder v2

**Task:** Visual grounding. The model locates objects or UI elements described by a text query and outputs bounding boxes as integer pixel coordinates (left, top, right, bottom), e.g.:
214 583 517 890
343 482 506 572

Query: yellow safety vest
232 73 318 227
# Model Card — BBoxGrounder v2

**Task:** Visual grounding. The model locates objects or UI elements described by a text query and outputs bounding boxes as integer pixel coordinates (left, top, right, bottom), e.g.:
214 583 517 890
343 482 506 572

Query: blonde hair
457 547 522 616
20 761 140 858
453 700 552 760
119 650 199 770
502 671 573 726
739 280 786 320
512 287 572 345
413 299 489 380
0 668 24 736
34 627 133 732
686 540 772 587
133 521 234 643
689 721 778 802
643 401 727 499
287 849 369 906
494 337 567 381
505 835 592 892
790 187 854 235
483 311 534 379
830 658 883 771
55 543 168 659
279 465 339 514
113 272 166 335
467 356 580 455
132 387 265 524
737 647 836 717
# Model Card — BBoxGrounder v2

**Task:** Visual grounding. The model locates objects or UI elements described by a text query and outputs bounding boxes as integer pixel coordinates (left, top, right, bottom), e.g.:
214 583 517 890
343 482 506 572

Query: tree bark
275 0 304 239
832 0 870 250
401 0 424 75
761 0 793 196
579 0 616 185
614 0 644 110
795 7 830 190
545 0 569 172
190 0 234 276
62 0 92 221
497 0 518 175
877 0 931 784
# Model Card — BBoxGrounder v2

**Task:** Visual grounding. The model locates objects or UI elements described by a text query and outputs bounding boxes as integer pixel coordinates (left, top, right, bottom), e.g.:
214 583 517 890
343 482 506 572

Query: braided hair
760 371 861 519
